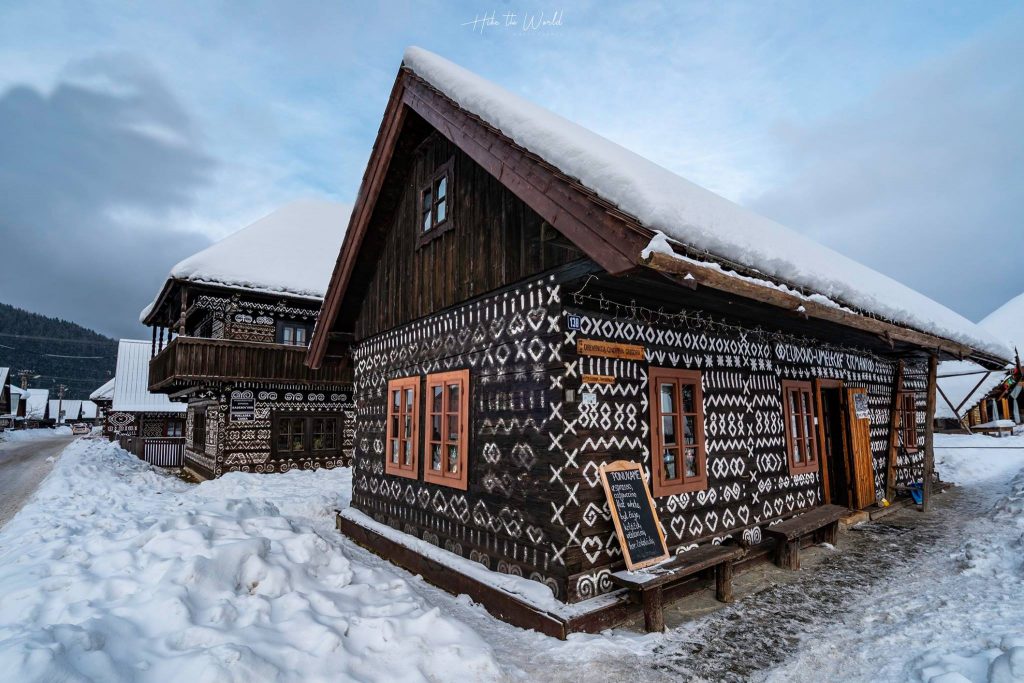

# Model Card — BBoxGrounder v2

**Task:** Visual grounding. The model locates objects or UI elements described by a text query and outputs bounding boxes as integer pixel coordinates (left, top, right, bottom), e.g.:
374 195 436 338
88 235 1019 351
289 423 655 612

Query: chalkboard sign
229 391 256 423
599 460 670 571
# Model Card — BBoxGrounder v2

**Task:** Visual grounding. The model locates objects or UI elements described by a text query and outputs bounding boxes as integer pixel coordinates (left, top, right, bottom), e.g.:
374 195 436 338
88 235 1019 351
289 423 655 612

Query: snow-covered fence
117 435 184 468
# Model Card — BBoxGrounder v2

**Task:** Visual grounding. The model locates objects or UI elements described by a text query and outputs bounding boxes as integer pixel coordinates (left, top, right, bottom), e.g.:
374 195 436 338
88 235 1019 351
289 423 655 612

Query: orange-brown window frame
422 369 470 490
899 391 919 453
648 367 707 496
385 377 420 480
782 380 820 475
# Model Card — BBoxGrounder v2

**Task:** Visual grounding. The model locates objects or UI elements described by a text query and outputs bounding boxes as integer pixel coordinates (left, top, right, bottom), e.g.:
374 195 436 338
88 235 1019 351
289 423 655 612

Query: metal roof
112 340 186 413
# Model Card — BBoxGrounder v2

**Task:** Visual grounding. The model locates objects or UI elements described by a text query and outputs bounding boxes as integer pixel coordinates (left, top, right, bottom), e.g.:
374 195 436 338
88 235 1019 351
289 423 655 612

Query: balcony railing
149 336 350 393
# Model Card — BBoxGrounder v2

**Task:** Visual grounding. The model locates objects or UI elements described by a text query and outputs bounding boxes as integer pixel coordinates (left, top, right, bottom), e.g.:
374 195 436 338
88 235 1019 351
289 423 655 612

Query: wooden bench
610 544 744 633
763 504 847 570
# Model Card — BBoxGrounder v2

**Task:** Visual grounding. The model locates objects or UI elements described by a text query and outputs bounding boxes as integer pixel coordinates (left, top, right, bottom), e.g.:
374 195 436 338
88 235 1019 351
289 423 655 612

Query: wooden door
845 387 876 509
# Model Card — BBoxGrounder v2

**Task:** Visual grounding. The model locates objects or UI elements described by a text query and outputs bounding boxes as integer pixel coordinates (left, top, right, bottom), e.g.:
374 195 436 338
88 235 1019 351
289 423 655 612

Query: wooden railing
149 336 350 392
118 436 185 468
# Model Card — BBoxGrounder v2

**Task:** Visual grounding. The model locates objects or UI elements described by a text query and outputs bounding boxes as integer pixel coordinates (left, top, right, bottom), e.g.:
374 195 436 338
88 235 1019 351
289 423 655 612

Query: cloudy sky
0 1 1021 339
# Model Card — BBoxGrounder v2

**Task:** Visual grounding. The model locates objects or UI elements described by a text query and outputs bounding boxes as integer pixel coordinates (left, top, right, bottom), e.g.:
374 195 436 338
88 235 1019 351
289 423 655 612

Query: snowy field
0 434 1021 682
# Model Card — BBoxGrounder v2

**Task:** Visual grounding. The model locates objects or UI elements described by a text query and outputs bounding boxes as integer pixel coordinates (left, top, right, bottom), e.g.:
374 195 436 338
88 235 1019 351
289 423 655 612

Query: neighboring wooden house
141 200 354 480
108 339 188 466
23 389 49 428
0 368 13 429
306 48 1011 630
90 378 115 426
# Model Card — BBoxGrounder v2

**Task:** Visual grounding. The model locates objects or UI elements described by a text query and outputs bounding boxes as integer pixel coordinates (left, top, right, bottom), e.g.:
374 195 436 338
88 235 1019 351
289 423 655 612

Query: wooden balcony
149 336 350 393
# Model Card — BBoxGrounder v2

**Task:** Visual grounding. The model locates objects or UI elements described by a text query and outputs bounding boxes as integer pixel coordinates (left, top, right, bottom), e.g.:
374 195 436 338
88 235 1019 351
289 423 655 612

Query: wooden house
90 378 115 426
0 368 13 429
23 388 49 428
306 48 1012 632
107 339 188 465
141 200 354 480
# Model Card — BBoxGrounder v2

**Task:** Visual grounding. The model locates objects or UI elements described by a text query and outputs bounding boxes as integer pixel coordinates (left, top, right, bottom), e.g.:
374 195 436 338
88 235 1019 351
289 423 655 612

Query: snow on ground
0 439 499 682
0 426 71 443
754 433 1024 683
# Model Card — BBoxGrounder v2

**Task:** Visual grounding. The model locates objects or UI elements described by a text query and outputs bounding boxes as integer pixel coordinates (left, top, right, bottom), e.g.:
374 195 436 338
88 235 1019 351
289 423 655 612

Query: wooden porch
148 336 350 393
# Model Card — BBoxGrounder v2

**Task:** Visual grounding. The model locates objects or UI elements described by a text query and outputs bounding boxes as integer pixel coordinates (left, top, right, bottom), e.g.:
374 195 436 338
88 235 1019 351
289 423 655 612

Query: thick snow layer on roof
980 291 1024 354
936 360 1007 420
402 47 1011 361
112 340 186 414
90 378 115 401
48 400 82 421
141 199 349 322
25 389 48 419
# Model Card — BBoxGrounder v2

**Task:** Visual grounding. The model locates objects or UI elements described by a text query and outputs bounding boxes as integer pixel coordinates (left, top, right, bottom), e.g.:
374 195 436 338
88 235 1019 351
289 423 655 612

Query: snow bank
935 433 1024 486
402 47 1010 361
0 440 500 682
0 427 71 444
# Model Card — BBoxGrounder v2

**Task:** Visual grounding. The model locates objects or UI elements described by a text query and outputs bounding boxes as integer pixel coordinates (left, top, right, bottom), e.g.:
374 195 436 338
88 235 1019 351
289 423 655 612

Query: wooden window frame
899 391 919 453
416 159 454 247
191 409 206 451
270 412 344 458
782 380 820 475
648 367 707 496
276 320 312 347
385 377 420 480
422 369 470 490
166 420 184 438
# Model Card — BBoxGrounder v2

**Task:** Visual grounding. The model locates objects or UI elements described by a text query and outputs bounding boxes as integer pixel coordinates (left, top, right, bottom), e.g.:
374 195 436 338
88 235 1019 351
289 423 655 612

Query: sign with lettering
853 392 870 419
599 460 670 571
581 374 615 385
229 392 256 423
577 339 645 361
567 314 581 331
580 391 597 406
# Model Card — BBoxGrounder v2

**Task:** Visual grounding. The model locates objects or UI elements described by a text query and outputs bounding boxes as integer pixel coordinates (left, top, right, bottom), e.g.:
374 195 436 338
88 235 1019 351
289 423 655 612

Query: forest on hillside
0 302 117 400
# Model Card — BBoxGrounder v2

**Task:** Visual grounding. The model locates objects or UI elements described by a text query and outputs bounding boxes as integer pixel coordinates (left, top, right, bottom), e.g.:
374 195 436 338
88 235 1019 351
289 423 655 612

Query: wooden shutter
845 387 876 509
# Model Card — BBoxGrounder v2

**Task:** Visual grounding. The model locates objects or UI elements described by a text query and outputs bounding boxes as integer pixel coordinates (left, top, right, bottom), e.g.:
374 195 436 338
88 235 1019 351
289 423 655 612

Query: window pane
448 383 460 413
684 448 698 478
432 444 442 470
422 210 431 232
291 419 304 451
436 199 446 223
788 391 800 442
404 415 412 439
277 419 290 449
403 439 412 466
663 448 677 481
390 416 398 440
324 425 336 450
447 444 459 473
432 385 443 413
436 175 447 199
660 383 674 414
793 438 803 463
405 388 414 411
422 188 432 209
390 439 399 463
392 389 400 411
447 414 459 442
681 383 694 413
295 327 306 345
432 415 441 442
283 326 293 344
662 415 676 445
683 415 696 445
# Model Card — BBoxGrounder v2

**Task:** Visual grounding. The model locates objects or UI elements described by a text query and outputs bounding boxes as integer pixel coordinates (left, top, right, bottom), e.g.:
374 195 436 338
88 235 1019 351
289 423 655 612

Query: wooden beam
936 383 972 434
922 354 938 512
885 360 904 501
643 251 987 362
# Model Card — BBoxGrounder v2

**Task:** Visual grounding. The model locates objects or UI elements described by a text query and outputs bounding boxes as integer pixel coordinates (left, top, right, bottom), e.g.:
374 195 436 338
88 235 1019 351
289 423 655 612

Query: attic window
418 159 453 245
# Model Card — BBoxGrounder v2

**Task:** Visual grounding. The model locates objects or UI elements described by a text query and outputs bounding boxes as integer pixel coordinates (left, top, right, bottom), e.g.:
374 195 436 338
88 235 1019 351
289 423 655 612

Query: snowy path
0 434 72 526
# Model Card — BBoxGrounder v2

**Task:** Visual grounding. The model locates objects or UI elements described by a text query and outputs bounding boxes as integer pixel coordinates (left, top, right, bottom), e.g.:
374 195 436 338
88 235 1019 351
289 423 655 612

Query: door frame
813 378 848 506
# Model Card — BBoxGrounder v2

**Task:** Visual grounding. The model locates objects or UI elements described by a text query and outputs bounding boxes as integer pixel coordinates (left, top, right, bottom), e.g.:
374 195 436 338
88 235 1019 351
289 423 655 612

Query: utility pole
56 383 68 424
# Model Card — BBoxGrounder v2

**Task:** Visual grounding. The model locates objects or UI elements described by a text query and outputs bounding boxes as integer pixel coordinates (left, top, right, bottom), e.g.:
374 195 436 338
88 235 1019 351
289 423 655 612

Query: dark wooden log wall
557 275 905 602
896 360 928 488
353 131 580 340
182 383 355 480
351 274 573 600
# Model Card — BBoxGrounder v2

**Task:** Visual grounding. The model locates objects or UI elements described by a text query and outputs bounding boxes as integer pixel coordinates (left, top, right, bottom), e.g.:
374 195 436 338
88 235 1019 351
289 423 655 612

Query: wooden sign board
581 374 615 384
229 394 256 423
599 460 670 571
577 339 645 361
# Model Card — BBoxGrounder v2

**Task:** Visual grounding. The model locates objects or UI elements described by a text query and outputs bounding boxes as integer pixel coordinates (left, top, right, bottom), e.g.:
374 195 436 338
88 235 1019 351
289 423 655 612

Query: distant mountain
0 302 117 400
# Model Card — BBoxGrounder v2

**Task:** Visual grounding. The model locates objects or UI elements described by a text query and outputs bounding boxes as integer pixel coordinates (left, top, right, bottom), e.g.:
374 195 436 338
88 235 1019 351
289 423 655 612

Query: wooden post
777 540 800 570
922 354 938 512
642 587 665 633
151 325 157 358
715 562 734 603
885 360 904 501
178 286 189 336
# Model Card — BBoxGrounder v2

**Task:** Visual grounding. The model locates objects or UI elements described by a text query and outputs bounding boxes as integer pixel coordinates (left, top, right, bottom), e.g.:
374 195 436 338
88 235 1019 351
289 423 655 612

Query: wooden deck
149 336 350 392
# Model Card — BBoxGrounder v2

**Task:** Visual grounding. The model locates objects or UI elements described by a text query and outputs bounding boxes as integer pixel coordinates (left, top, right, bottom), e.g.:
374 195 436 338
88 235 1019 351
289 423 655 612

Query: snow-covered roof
80 400 98 419
979 292 1024 356
112 339 186 414
25 389 49 419
141 199 350 322
0 368 9 389
935 360 1007 420
90 378 115 402
49 399 82 421
400 47 1011 362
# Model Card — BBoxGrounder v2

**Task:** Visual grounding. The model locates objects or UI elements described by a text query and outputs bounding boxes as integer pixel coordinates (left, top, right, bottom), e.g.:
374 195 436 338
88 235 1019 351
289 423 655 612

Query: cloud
0 54 213 338
750 21 1024 321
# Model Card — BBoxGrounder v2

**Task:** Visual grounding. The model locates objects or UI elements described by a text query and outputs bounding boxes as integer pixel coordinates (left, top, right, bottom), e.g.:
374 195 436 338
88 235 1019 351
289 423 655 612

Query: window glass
650 369 706 496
